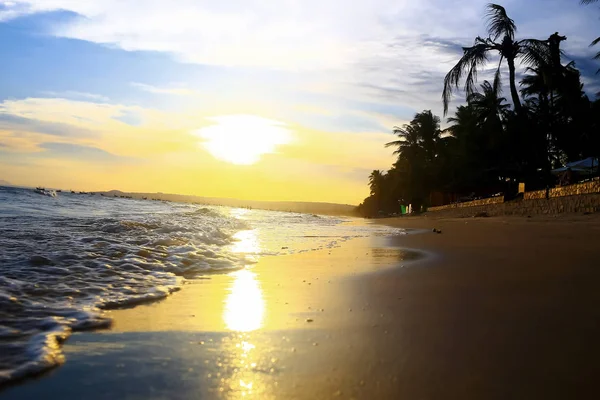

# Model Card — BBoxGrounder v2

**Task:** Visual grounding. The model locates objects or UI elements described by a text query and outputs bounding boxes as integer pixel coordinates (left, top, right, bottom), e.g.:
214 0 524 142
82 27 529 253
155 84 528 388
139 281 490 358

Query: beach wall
524 179 600 200
425 192 600 218
428 196 504 212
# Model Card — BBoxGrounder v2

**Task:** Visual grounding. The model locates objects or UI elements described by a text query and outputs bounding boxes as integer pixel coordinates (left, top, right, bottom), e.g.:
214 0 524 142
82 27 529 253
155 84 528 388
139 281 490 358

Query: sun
195 115 292 165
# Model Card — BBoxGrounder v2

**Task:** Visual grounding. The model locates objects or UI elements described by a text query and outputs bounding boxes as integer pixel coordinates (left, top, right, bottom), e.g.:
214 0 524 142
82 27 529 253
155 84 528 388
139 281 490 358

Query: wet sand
5 215 600 399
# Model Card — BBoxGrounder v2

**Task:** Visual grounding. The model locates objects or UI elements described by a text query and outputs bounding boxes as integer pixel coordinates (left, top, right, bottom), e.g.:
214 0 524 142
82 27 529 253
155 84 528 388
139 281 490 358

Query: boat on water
34 187 57 197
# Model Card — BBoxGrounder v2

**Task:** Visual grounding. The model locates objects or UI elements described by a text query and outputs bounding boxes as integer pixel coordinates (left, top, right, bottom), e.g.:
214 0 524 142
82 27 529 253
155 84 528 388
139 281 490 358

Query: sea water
0 186 403 384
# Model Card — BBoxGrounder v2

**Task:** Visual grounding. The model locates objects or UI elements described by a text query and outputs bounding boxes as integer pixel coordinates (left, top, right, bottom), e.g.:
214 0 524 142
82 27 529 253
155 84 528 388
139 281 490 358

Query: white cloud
1 0 598 118
41 90 109 102
0 0 498 70
130 82 197 96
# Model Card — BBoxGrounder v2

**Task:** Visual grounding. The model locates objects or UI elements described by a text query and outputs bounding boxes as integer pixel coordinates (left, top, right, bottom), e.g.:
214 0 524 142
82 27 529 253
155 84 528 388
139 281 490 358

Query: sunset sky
0 0 598 204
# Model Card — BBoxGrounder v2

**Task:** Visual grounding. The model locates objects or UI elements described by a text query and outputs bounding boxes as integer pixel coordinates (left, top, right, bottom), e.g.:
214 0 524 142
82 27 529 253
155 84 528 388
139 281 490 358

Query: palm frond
493 55 503 95
384 141 405 155
518 39 551 67
591 36 600 47
385 139 404 149
485 4 516 40
442 38 492 115
580 0 598 4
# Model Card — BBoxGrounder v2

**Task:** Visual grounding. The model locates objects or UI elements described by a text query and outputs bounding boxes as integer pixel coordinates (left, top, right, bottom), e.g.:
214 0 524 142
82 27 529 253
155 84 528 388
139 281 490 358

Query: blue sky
0 0 598 202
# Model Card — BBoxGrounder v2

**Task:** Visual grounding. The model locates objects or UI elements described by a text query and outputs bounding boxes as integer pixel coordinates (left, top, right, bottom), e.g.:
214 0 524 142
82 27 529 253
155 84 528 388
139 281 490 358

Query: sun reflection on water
231 229 261 256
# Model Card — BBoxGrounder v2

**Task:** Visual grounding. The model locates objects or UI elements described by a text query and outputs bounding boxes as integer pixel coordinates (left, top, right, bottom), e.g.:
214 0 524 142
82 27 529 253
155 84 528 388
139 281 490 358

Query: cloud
113 109 143 126
41 91 110 102
0 114 99 138
1 0 598 118
39 142 137 163
0 97 202 157
0 97 138 128
130 82 197 96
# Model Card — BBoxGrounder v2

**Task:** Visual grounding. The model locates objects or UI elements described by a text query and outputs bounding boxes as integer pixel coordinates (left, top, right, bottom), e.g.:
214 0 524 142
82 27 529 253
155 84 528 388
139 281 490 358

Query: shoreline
5 214 600 399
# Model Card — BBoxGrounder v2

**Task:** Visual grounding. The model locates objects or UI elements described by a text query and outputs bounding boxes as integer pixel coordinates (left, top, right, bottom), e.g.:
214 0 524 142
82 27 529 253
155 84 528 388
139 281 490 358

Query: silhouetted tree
356 3 600 218
442 4 551 115
581 0 600 73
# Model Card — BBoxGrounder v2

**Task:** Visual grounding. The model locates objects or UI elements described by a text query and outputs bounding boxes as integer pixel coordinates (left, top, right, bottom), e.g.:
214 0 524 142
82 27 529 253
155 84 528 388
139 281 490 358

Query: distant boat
34 187 57 197
56 190 62 193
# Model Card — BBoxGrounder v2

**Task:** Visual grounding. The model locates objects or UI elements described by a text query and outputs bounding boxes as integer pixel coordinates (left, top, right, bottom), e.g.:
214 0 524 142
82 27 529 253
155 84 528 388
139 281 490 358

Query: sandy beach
5 214 600 399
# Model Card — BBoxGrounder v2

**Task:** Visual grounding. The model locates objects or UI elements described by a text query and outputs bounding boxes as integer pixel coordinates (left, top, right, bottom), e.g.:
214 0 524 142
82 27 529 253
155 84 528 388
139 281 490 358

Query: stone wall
524 179 600 200
428 196 504 212
424 193 600 218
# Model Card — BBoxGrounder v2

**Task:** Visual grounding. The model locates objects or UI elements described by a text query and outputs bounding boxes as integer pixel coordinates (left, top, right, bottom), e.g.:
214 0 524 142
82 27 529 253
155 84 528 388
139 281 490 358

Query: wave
0 199 251 386
0 187 407 386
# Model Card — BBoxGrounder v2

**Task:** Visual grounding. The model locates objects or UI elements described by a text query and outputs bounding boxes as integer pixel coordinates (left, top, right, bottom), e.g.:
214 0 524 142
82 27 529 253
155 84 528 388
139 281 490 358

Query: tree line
357 3 600 217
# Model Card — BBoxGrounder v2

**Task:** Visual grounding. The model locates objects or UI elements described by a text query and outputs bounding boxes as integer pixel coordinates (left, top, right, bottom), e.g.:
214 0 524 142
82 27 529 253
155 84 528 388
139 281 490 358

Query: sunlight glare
195 115 292 165
224 269 265 332
231 229 261 255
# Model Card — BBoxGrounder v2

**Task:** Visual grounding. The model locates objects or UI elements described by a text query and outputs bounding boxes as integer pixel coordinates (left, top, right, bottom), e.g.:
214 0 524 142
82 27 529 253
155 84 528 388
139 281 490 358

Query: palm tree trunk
507 57 522 114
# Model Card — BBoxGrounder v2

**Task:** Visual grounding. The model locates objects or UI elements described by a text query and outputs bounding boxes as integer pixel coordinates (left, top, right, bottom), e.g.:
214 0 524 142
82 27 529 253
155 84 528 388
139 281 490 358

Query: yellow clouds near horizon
0 97 395 204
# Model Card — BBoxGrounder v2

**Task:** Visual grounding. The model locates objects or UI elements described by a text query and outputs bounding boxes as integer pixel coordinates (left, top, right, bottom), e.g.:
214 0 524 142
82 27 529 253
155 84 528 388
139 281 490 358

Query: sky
0 0 598 204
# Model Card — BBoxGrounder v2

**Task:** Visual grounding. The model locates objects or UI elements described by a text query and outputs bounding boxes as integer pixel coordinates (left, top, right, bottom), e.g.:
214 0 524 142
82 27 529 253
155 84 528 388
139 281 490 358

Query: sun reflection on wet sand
220 225 274 398
224 270 265 332
225 227 265 332
221 270 270 398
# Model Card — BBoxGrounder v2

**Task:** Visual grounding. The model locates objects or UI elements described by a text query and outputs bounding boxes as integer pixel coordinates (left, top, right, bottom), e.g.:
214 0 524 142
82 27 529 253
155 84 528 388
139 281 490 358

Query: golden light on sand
225 228 264 331
224 270 265 332
196 115 292 165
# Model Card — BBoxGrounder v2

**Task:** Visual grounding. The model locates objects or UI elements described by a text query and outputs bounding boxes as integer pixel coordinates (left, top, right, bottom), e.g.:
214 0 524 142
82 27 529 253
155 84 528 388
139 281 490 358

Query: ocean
0 186 403 385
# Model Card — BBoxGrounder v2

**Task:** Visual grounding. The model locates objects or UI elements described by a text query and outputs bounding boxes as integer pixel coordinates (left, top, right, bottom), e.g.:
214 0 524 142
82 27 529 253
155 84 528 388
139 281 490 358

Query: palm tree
580 0 600 73
385 110 442 211
442 4 551 115
446 105 477 140
385 110 441 162
467 80 510 126
368 170 385 197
